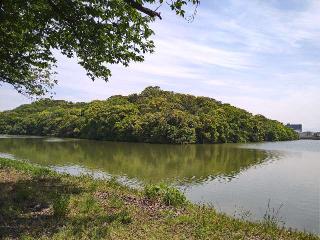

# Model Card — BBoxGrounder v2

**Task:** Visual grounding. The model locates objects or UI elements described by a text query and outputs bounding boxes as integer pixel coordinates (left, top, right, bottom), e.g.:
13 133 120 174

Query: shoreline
0 133 301 145
0 157 318 239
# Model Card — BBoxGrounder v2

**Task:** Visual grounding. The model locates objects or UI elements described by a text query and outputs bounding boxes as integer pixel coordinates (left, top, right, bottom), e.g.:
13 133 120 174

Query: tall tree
0 0 199 96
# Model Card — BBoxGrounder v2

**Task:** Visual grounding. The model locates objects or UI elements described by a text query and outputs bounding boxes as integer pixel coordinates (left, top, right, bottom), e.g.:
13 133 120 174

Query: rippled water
0 135 319 234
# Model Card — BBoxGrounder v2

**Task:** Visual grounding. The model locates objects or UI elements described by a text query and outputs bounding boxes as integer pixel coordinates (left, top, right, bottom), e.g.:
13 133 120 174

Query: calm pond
0 135 319 234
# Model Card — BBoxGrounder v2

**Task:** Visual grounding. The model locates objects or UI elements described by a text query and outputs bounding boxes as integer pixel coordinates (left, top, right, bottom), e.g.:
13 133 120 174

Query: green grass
0 157 318 240
53 195 70 218
0 157 52 176
144 183 187 207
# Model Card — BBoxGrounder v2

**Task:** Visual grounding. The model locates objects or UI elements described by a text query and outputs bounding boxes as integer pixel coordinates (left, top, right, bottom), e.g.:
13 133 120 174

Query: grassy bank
0 158 318 240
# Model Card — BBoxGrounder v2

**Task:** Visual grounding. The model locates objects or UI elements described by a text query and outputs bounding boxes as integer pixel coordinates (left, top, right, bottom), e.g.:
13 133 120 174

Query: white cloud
156 38 256 70
198 0 320 53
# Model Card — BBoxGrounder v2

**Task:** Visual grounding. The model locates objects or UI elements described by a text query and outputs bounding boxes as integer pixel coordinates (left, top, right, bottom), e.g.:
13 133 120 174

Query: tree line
0 86 298 144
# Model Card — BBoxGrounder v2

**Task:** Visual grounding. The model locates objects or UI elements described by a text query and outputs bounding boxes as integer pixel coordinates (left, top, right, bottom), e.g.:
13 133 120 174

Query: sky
0 0 319 131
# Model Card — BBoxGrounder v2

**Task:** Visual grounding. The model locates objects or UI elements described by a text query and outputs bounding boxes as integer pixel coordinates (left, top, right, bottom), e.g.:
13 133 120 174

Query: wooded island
0 87 298 144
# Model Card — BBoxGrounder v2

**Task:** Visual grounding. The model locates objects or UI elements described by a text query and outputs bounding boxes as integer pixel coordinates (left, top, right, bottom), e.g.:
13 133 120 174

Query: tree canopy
0 0 199 96
0 86 299 143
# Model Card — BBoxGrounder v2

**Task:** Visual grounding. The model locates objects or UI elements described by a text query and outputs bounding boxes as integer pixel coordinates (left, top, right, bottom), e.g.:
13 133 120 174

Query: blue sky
1 0 319 131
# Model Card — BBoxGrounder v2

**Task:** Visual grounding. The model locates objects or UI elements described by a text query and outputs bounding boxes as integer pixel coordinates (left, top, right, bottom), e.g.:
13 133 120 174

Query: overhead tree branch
124 0 162 19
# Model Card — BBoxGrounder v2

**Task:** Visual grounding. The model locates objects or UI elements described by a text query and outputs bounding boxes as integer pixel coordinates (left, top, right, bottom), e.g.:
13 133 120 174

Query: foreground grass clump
0 158 318 240
144 183 187 207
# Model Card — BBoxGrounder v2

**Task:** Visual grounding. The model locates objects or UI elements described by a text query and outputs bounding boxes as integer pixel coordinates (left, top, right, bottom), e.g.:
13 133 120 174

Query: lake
0 135 319 234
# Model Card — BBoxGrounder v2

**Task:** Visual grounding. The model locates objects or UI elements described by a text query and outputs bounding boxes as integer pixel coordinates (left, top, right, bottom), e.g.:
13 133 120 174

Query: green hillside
0 86 298 143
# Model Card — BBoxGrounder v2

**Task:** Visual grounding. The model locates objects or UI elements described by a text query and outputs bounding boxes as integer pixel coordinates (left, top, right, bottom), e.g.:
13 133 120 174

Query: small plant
21 235 34 240
194 207 216 239
144 183 187 207
78 194 102 215
262 199 284 228
53 196 69 218
144 184 162 199
162 187 186 207
109 195 124 208
233 206 252 220
117 210 132 224
86 226 109 240
99 210 133 225
108 176 120 188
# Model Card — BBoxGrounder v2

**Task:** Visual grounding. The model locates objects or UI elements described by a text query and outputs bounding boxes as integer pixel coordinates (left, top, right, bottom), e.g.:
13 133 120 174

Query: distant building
299 131 320 140
299 132 313 138
286 124 302 132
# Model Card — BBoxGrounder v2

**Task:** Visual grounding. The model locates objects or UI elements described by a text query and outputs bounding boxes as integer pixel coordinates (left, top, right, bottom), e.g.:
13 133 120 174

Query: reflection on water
0 136 319 234
0 137 271 184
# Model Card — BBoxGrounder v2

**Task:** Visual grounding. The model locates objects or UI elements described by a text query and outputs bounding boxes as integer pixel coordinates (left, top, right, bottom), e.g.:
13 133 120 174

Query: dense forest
0 86 298 144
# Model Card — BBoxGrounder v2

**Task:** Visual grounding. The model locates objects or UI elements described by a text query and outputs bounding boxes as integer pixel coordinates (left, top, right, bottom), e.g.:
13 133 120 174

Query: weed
262 199 284 228
53 196 70 218
87 226 110 240
77 194 102 215
144 183 187 207
194 208 215 239
109 195 124 208
162 186 186 207
117 210 132 224
97 209 132 225
144 184 162 199
108 176 120 188
233 206 252 220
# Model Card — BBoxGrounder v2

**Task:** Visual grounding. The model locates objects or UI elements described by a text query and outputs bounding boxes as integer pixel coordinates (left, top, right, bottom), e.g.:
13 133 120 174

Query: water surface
0 135 318 234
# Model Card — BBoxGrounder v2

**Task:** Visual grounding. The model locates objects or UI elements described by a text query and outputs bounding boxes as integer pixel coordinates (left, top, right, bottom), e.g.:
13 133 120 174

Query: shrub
162 187 186 207
144 183 186 207
144 184 162 199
